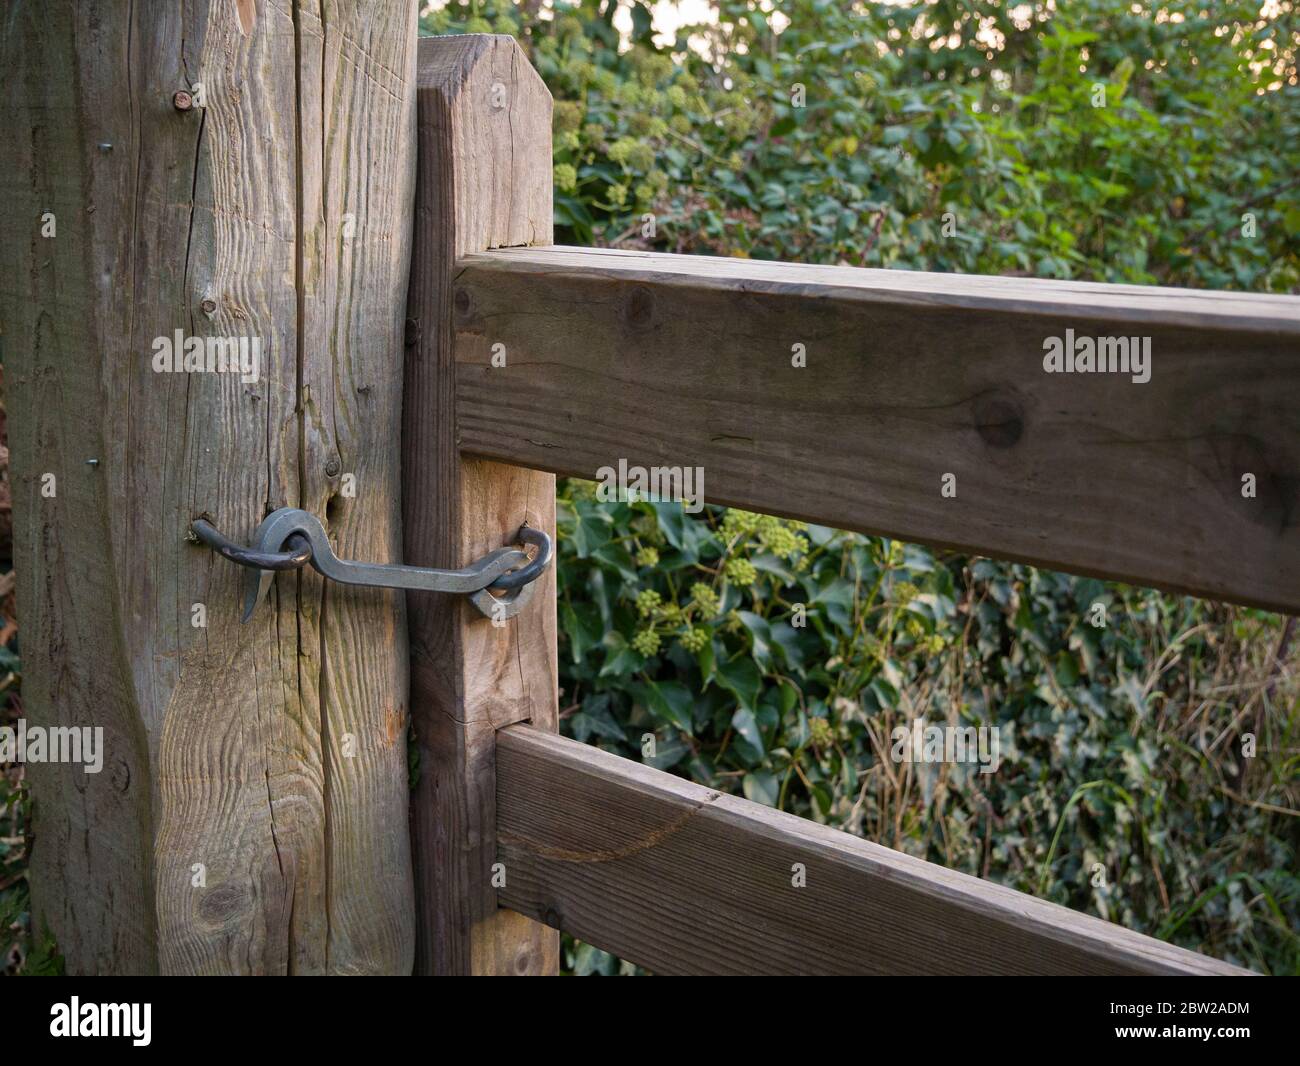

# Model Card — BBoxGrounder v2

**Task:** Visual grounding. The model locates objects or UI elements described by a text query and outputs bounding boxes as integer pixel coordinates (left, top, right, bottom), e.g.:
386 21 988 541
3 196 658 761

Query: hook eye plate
469 579 538 621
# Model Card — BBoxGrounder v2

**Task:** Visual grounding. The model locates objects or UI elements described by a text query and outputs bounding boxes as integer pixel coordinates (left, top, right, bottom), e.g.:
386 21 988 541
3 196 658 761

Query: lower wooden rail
496 725 1250 976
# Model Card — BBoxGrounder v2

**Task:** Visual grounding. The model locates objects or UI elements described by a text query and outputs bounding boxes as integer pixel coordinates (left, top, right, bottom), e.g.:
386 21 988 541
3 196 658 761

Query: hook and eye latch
190 507 551 623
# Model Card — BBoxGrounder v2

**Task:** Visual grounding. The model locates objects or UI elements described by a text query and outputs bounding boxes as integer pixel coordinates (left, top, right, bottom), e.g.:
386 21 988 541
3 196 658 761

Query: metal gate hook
191 507 551 623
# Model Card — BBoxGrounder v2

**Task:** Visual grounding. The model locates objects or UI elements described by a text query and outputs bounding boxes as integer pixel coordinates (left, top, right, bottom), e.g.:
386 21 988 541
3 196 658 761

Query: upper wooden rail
496 725 1250 975
452 246 1300 614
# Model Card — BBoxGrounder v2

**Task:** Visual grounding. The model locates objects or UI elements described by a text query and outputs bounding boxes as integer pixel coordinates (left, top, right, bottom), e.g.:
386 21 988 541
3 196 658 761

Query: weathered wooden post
403 35 559 975
1 1 418 974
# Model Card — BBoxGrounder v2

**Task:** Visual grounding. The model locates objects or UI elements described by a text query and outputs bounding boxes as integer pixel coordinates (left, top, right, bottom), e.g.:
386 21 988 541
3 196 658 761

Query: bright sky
423 1 721 48
626 0 718 46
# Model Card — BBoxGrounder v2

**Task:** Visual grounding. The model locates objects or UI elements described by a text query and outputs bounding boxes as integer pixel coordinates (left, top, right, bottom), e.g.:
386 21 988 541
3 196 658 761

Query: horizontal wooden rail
452 247 1300 614
496 726 1250 975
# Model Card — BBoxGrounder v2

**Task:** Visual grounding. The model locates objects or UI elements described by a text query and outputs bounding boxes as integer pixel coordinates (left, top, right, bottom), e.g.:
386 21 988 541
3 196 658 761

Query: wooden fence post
1 1 417 974
404 35 559 975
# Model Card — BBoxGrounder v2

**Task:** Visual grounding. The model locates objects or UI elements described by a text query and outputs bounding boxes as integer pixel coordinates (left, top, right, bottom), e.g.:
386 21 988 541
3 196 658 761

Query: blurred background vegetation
419 0 1300 976
3 0 1297 975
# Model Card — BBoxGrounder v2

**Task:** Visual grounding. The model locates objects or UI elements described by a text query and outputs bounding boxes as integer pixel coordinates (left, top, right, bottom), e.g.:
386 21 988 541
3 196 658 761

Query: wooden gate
4 17 1293 975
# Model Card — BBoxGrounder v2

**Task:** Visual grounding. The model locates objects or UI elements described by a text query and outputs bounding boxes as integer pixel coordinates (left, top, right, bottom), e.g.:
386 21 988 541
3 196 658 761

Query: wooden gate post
404 35 559 975
1 1 417 974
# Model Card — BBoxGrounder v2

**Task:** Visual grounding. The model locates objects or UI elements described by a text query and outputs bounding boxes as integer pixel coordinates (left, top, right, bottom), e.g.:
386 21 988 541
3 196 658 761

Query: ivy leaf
560 601 604 663
696 637 716 685
742 771 780 807
645 731 690 771
630 680 695 734
1114 674 1147 719
716 655 762 712
592 542 638 583
600 632 644 680
650 502 708 562
736 611 773 670
571 694 627 744
569 502 611 558
731 706 765 762
770 621 806 671
770 114 798 138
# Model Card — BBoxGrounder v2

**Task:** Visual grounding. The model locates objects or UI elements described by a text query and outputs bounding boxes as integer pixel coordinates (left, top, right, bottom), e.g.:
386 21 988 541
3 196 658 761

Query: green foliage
556 488 1298 974
425 0 1300 291
2 727 62 974
1 559 60 975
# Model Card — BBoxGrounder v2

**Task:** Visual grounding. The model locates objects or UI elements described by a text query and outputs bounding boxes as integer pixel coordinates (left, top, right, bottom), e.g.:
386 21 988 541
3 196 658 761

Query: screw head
173 90 194 112
324 458 342 478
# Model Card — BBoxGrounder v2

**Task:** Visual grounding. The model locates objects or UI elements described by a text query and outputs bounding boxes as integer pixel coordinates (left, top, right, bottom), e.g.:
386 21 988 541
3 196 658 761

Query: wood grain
403 34 558 975
453 246 1300 614
1 0 416 974
292 0 417 977
496 726 1253 976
